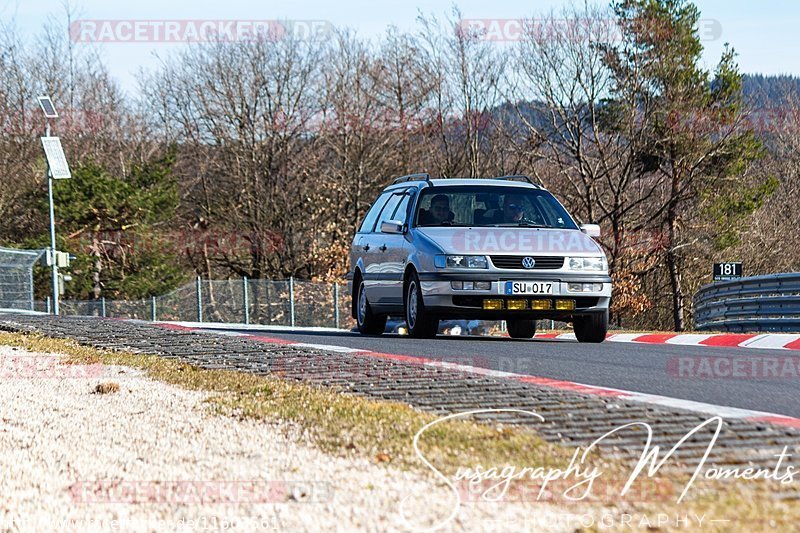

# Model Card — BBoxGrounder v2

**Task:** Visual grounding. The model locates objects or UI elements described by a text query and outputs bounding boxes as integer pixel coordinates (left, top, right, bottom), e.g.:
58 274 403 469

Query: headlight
567 282 604 292
568 256 607 271
435 255 488 269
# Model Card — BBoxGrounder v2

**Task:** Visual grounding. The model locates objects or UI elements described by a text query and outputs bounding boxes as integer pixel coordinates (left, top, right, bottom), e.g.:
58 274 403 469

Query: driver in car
502 195 525 222
484 195 527 223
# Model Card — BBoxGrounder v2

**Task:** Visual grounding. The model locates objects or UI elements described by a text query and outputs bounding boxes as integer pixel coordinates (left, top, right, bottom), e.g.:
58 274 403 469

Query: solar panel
37 96 58 118
41 137 71 179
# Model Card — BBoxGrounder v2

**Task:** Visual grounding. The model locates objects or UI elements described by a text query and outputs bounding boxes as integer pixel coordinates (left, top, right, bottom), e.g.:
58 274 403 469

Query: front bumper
418 272 611 319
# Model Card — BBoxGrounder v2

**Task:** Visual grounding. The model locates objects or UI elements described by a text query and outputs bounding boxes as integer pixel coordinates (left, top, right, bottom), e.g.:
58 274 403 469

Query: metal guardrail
694 273 800 332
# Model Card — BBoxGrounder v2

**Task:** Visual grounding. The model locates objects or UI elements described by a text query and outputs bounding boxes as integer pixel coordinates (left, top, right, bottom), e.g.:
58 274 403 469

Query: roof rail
494 175 542 188
392 173 433 186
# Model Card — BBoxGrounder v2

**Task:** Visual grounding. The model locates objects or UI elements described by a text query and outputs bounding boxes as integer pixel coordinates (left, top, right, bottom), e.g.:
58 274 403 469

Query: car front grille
489 255 565 270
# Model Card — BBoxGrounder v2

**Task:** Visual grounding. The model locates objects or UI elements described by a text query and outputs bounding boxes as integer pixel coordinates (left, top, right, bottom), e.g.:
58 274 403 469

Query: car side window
391 192 413 224
375 193 404 230
359 192 391 233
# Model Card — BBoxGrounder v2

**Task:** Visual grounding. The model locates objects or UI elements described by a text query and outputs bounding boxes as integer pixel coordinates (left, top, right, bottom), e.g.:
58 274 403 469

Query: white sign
40 136 71 179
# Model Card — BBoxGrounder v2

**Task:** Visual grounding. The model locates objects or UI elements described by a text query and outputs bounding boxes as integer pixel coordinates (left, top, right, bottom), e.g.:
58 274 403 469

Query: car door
374 190 414 307
354 192 391 300
364 192 403 304
371 190 411 306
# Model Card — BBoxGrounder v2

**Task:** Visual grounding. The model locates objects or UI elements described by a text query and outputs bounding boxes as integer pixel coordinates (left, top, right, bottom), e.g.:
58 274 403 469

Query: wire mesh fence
0 247 46 311
29 277 566 332
48 278 356 329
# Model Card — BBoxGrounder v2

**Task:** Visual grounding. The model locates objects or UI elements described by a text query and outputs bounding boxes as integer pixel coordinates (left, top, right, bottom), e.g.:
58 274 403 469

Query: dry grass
0 331 575 473
0 331 798 530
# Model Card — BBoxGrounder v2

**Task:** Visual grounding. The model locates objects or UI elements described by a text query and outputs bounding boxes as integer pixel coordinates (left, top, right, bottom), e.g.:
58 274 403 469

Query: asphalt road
208 327 800 419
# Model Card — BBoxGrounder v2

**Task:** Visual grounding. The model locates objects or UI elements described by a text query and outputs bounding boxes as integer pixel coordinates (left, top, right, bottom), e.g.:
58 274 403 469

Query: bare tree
416 9 507 178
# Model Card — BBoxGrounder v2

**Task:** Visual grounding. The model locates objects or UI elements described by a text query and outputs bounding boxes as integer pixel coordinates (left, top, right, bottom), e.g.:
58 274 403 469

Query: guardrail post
243 276 250 325
151 296 157 321
333 282 340 329
289 277 295 327
196 276 203 323
101 297 107 318
46 296 51 314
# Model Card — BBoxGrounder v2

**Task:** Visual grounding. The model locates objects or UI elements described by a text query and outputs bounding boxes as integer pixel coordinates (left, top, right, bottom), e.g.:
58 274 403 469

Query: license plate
504 281 554 295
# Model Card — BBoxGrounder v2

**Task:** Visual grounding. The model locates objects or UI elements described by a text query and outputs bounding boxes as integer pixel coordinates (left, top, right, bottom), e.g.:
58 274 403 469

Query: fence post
196 276 203 322
29 268 34 311
333 282 340 329
266 281 272 324
243 276 250 325
289 276 295 327
101 297 106 318
151 296 157 322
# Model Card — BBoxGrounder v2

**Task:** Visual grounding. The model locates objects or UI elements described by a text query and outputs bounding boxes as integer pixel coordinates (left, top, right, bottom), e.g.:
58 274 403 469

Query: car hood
415 227 603 256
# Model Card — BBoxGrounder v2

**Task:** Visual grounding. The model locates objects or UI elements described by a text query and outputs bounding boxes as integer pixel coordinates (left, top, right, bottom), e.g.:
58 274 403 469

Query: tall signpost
37 96 71 315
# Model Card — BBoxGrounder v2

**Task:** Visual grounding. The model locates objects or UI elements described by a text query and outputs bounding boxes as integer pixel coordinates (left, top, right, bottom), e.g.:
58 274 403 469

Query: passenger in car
419 194 454 225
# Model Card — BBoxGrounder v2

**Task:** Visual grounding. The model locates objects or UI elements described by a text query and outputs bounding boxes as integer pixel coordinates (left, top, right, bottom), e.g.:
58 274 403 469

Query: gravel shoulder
0 344 573 532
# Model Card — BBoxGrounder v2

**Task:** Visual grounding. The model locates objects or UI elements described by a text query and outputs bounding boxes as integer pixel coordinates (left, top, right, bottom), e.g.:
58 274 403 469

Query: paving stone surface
1 313 798 494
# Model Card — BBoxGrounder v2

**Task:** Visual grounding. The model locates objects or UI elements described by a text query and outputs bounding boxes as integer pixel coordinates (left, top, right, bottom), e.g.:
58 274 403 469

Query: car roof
384 178 547 193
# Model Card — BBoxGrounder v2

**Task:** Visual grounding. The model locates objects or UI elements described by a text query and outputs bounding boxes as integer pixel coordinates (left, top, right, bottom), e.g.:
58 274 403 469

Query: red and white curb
155 321 800 431
157 321 800 351
537 332 800 350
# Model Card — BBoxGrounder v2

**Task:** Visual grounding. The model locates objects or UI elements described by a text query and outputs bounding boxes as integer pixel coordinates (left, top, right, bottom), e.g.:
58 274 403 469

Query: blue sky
2 0 799 95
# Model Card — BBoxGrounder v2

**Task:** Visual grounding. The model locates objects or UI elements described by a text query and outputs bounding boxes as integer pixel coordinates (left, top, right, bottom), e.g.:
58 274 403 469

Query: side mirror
580 224 601 238
380 220 405 234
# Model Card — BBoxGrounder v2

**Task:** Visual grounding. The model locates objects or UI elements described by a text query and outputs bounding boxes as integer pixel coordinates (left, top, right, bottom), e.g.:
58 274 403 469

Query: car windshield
414 186 579 229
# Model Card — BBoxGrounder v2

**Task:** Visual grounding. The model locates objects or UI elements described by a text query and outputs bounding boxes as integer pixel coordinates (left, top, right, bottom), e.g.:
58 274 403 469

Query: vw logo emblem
521 256 536 269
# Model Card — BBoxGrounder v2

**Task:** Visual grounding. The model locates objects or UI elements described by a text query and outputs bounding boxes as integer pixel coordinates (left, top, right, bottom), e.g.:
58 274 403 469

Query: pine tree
602 0 763 330
44 149 187 300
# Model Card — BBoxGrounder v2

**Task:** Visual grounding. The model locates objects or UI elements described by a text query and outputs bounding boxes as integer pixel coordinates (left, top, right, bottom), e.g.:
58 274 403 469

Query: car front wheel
507 319 537 339
405 273 439 338
573 310 608 343
355 279 387 335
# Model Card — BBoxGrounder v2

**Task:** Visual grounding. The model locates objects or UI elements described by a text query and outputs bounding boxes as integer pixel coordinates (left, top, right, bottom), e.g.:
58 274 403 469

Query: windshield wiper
418 222 472 227
491 221 550 228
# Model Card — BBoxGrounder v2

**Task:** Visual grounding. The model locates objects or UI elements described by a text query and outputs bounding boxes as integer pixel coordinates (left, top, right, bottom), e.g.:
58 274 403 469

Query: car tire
355 279 387 335
506 319 537 339
573 310 608 343
405 272 439 338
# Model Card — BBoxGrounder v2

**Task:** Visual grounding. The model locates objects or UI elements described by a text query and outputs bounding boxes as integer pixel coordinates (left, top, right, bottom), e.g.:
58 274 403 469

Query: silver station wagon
347 174 612 342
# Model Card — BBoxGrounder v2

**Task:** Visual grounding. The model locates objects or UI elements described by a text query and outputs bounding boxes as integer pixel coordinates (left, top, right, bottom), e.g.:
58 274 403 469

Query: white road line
294 343 367 354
